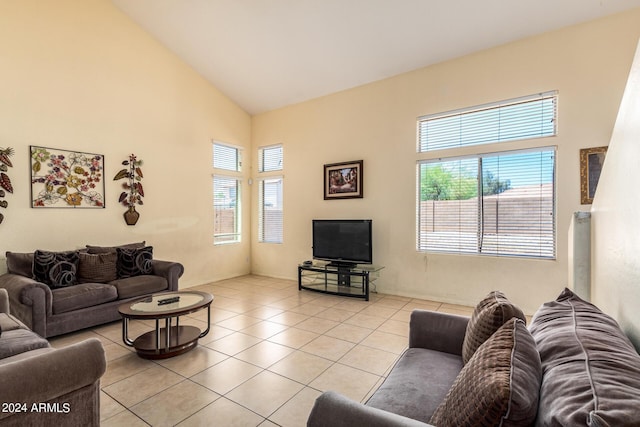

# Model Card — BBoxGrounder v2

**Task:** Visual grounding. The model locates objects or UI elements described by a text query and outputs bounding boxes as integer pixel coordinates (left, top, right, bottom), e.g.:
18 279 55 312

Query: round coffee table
118 291 213 359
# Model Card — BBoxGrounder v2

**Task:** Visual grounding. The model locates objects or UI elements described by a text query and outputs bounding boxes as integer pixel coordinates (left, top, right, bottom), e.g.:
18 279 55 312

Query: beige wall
591 39 640 350
0 0 252 285
251 9 640 314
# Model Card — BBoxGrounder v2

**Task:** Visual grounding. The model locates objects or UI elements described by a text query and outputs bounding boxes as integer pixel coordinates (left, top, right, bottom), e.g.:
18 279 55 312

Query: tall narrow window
213 142 241 244
258 144 283 243
259 177 283 243
416 92 558 259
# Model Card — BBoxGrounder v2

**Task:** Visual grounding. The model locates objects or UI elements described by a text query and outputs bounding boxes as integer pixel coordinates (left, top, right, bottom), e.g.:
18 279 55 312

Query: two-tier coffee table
118 291 213 359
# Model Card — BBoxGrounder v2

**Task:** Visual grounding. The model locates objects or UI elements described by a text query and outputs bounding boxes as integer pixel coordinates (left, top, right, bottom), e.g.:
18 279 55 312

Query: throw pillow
430 318 542 427
77 251 117 283
462 290 526 364
5 251 34 277
530 288 640 427
32 250 79 288
86 241 146 254
116 246 153 279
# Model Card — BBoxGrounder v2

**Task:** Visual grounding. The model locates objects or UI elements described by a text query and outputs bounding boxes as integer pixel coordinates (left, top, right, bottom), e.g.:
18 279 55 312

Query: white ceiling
111 0 640 115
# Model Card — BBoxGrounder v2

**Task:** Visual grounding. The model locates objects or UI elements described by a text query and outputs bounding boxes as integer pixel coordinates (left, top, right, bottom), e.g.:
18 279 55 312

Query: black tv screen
312 219 372 266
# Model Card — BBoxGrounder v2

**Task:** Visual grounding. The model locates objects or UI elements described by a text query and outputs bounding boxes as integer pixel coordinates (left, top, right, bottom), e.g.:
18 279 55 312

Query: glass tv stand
298 262 384 301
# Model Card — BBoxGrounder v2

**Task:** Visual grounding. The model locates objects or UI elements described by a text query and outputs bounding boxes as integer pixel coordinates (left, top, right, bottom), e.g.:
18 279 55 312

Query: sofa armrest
0 338 106 408
307 391 434 427
409 310 469 355
0 273 52 336
152 260 184 292
0 288 9 314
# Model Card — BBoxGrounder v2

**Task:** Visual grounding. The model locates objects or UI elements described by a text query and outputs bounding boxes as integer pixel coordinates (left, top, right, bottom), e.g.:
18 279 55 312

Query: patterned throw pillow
430 318 542 426
32 250 79 288
462 290 526 364
116 246 153 279
77 251 118 283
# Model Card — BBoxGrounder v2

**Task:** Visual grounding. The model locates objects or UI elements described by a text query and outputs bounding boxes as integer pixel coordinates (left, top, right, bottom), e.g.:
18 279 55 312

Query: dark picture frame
580 146 607 205
30 145 105 208
324 160 363 200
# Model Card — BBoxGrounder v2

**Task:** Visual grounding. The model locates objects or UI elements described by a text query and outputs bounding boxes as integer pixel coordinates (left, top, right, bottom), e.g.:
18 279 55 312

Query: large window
258 145 283 243
417 93 557 259
213 142 241 244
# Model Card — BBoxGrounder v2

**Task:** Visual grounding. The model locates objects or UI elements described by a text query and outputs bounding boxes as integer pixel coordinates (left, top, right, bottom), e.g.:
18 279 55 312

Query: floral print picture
30 146 105 208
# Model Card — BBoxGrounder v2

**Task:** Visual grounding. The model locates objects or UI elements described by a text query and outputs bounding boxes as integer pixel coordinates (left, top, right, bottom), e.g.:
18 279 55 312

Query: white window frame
416 92 558 259
257 144 283 244
213 141 242 245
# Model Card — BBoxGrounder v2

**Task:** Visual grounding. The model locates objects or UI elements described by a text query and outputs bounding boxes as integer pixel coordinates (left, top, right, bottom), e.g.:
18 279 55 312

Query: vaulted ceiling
111 1 640 114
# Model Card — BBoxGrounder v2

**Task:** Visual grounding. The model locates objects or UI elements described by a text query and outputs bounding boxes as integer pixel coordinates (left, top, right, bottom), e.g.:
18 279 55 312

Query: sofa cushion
116 246 153 279
77 251 117 283
86 241 146 254
32 250 79 288
0 313 28 333
366 348 463 423
530 288 640 427
430 318 541 427
0 328 50 359
51 283 118 314
110 275 168 299
5 251 34 277
462 290 525 364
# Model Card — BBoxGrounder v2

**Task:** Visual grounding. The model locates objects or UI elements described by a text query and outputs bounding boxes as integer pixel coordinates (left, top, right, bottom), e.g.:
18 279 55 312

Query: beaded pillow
430 318 541 426
462 290 526 364
77 251 117 283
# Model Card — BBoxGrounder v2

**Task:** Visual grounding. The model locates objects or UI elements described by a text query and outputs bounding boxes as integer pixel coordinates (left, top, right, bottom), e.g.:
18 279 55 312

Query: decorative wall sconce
114 154 144 225
0 147 14 224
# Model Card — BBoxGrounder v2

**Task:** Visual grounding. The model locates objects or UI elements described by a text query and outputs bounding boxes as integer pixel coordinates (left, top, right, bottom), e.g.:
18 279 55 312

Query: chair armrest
152 260 184 291
409 310 469 356
307 391 434 427
0 338 106 406
0 273 52 336
0 288 9 314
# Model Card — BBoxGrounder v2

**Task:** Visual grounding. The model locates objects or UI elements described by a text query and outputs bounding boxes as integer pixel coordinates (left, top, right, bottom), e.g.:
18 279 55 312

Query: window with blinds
416 92 558 259
213 141 242 245
418 91 557 152
259 177 283 243
213 142 241 171
258 144 283 243
259 145 283 172
213 176 240 244
417 148 556 259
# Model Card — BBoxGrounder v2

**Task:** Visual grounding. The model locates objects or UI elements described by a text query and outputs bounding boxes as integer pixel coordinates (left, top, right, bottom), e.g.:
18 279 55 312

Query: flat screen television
312 219 372 267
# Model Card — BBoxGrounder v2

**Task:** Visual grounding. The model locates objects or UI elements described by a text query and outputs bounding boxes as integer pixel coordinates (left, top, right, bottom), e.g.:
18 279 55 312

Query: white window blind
418 91 557 152
417 148 556 258
258 177 283 243
213 176 240 244
259 145 283 172
213 142 241 171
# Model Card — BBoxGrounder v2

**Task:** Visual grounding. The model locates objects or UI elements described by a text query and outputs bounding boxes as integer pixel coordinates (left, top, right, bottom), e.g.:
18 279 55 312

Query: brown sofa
308 289 640 426
0 288 106 426
0 244 184 338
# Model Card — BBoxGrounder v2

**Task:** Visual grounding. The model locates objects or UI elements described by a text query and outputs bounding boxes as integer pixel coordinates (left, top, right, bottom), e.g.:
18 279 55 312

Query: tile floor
49 275 475 427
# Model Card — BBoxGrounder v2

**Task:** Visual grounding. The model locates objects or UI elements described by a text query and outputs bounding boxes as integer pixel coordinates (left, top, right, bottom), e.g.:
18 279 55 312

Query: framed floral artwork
324 160 363 200
30 146 105 208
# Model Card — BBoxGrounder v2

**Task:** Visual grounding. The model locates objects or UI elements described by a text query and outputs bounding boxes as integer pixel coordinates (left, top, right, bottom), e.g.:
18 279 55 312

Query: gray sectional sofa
0 288 106 426
307 289 640 426
0 243 184 338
